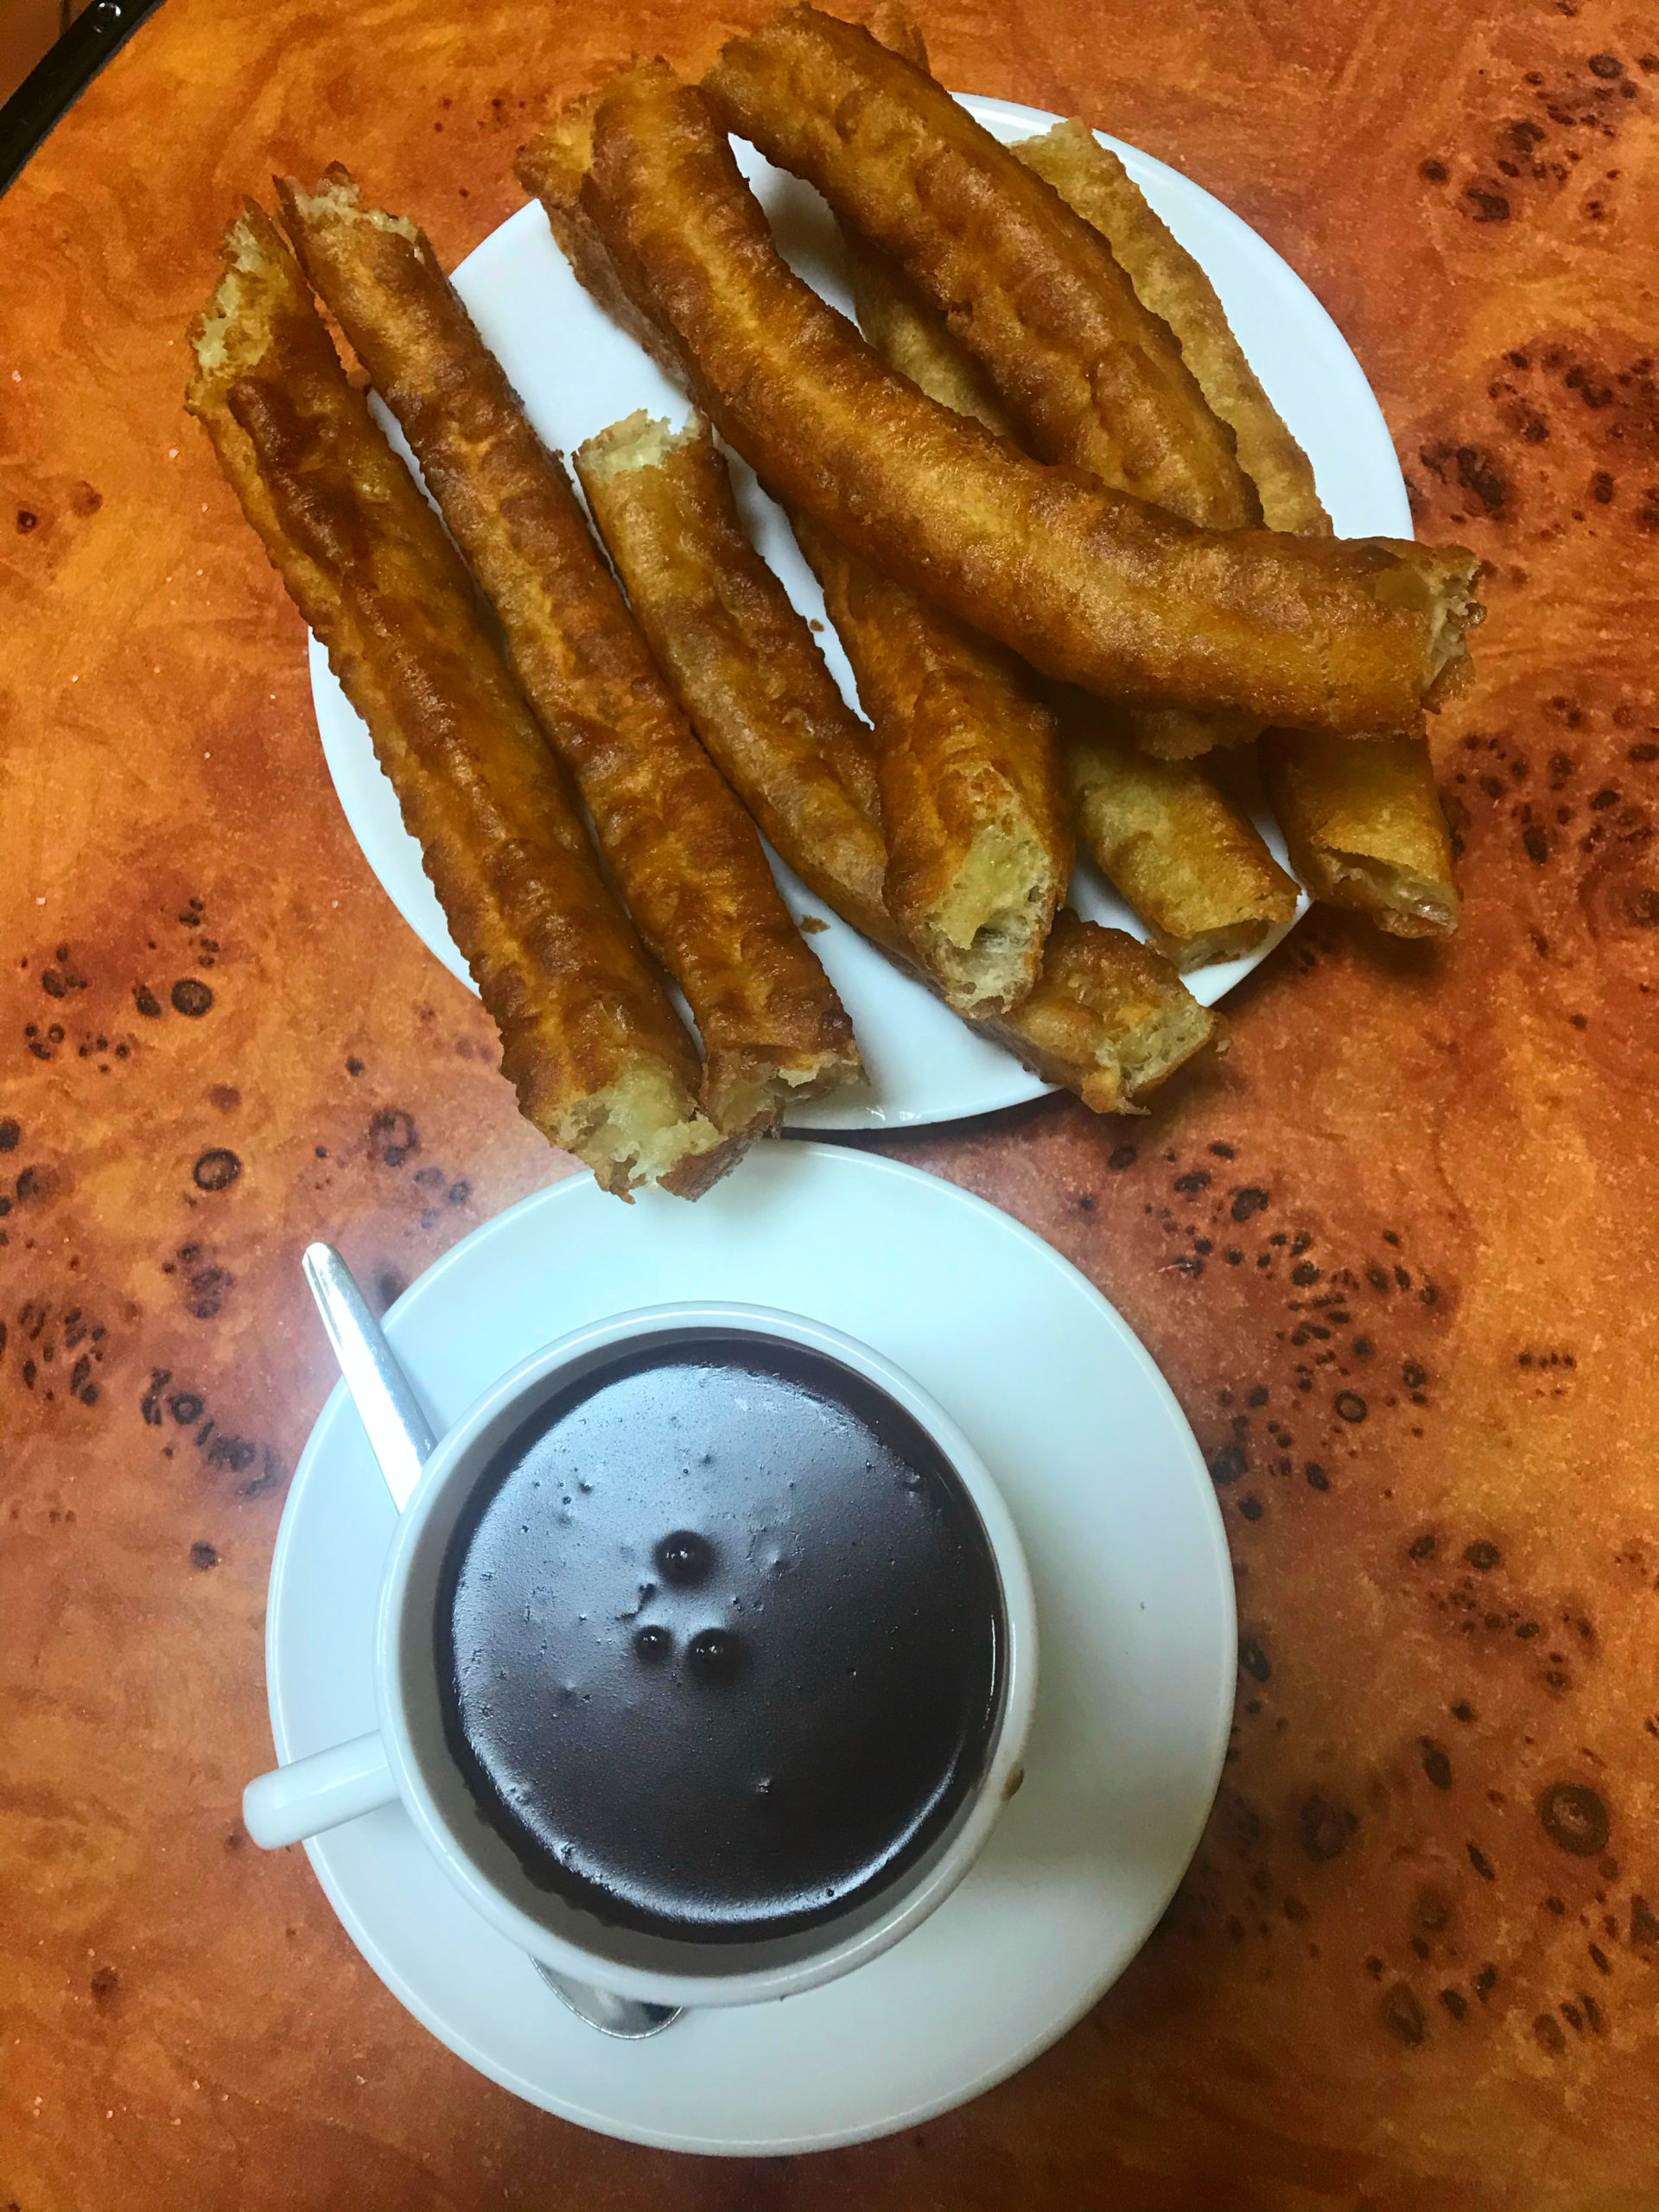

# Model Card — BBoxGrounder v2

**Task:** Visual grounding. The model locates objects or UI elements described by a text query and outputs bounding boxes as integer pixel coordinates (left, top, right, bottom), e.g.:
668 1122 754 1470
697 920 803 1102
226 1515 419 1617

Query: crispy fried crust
1013 121 1461 936
790 503 1071 1014
577 406 1216 1108
1013 118 1330 538
817 120 1076 1014
1058 690 1300 968
828 232 1291 973
578 61 1481 734
184 207 734 1198
842 235 1013 436
836 180 1258 766
706 8 1256 528
830 183 1300 969
276 167 860 1141
515 97 691 389
825 63 1256 762
1262 731 1459 937
981 908 1220 1114
1006 114 1315 755
830 72 1460 933
859 0 1007 425
575 411 895 950
842 171 1252 769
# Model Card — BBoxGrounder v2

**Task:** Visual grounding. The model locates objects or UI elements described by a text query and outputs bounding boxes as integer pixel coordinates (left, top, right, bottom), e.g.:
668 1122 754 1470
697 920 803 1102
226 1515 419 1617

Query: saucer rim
267 1143 1235 2154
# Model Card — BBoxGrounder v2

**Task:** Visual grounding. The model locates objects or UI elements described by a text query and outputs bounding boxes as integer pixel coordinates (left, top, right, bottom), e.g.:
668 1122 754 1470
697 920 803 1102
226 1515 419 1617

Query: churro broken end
704 1038 867 1143
982 912 1222 1115
537 1061 741 1200
916 819 1056 1016
1151 918 1274 972
576 408 696 481
1315 855 1460 939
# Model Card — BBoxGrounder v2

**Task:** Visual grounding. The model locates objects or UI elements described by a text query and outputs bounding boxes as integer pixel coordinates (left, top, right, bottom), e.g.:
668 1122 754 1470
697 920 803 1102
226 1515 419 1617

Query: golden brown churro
841 236 1013 438
839 9 1256 763
757 97 1068 1009
578 408 1217 1109
575 412 893 950
829 33 1458 932
1058 692 1299 969
707 7 1255 528
1012 118 1329 538
577 61 1480 735
844 200 1251 762
276 166 860 1140
186 207 734 1198
789 504 1071 1015
1262 732 1459 938
993 908 1220 1115
1001 118 1459 932
842 13 1014 433
829 194 1298 968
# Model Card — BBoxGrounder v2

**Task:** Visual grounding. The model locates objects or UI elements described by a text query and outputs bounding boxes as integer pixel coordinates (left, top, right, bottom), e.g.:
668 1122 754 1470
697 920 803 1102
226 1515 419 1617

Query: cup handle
242 1732 397 1848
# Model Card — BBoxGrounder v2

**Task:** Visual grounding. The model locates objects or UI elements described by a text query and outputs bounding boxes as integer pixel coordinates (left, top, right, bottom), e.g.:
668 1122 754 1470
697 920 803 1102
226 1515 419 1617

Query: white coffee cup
244 1302 1037 2011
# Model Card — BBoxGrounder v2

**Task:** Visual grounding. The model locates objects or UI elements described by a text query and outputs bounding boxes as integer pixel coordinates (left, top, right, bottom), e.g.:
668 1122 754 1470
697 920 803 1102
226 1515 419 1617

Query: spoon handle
302 1241 435 1510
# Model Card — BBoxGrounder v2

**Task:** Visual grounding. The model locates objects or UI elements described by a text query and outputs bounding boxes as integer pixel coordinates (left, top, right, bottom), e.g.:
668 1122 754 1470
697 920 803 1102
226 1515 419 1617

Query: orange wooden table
5 3 1659 2205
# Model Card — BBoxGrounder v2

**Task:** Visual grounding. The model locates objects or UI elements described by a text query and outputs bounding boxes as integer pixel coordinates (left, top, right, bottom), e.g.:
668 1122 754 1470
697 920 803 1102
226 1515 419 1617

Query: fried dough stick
1260 731 1458 937
1006 118 1458 934
575 62 1479 735
1005 909 1219 1115
784 500 1071 1014
842 233 1013 438
834 27 1457 935
830 193 1300 968
276 167 860 1140
707 7 1255 530
186 207 734 1198
812 227 1078 1008
804 300 1289 972
842 297 1298 969
577 410 1217 1112
518 87 880 931
531 124 1073 1010
524 77 1291 976
828 324 1291 967
766 103 1071 1006
846 172 1252 766
1059 694 1300 969
575 414 893 949
837 9 1253 764
1012 118 1328 539
807 9 1017 435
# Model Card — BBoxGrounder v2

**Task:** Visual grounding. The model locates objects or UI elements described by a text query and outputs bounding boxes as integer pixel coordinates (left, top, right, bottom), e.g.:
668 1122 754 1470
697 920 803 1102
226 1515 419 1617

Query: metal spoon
531 1960 679 2038
301 1241 681 2042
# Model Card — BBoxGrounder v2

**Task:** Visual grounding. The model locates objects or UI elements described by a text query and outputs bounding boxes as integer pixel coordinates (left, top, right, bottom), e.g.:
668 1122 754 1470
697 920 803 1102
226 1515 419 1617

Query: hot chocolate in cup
243 1304 1037 2010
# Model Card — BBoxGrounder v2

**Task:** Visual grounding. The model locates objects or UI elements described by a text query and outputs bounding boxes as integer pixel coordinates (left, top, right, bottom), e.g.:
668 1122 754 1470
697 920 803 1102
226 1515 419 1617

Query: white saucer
308 95 1411 1134
265 1144 1235 2154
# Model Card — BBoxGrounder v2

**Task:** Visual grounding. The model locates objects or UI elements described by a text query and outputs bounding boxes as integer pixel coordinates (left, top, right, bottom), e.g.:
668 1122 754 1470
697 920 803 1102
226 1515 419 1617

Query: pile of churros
186 3 1481 1201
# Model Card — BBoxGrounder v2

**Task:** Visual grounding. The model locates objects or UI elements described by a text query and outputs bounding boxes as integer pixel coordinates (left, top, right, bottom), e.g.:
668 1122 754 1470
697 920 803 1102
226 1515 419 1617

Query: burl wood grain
3 0 1658 2205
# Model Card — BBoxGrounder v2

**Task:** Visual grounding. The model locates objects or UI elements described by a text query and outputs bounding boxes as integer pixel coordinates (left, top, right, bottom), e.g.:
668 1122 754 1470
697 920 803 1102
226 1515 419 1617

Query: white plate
309 95 1411 1130
266 1143 1235 2154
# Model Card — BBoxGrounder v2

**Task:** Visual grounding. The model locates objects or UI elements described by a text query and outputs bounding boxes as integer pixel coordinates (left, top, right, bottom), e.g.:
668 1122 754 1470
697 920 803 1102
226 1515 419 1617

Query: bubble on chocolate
686 1626 745 1683
655 1529 714 1586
